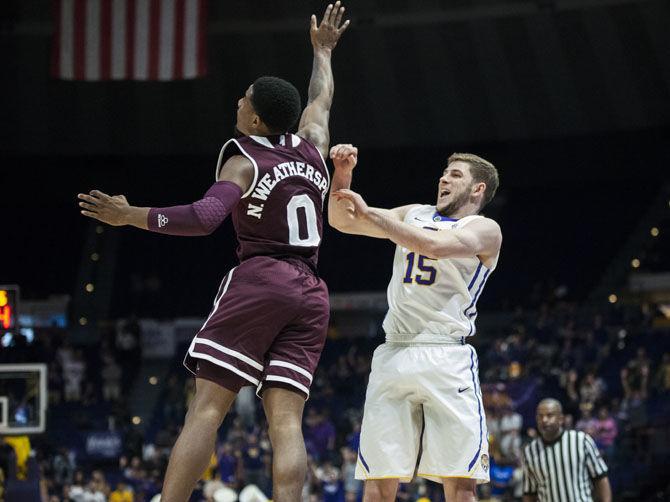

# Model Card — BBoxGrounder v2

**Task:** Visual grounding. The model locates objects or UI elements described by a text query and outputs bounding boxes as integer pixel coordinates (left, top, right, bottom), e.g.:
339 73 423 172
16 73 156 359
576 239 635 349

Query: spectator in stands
340 446 361 502
563 369 580 411
123 456 143 486
216 442 240 487
241 434 270 495
579 370 607 405
101 352 122 402
575 402 598 437
345 418 361 453
593 406 618 461
51 447 75 491
63 350 86 402
202 475 227 502
314 460 344 502
83 475 107 502
161 375 185 426
48 361 64 405
488 457 520 501
66 469 86 501
497 401 523 462
56 340 74 368
304 408 336 461
235 387 257 429
653 352 670 394
115 317 142 393
109 481 133 502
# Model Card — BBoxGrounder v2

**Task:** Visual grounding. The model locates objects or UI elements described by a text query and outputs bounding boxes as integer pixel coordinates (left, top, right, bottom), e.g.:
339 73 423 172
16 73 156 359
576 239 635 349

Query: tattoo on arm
307 51 334 107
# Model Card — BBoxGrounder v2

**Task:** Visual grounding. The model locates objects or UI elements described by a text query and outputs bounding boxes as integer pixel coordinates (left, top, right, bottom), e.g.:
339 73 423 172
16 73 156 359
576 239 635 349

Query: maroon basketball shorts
183 256 329 399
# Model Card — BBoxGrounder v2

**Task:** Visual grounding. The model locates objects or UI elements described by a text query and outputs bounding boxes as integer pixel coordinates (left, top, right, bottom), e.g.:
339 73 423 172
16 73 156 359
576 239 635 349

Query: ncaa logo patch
480 454 489 472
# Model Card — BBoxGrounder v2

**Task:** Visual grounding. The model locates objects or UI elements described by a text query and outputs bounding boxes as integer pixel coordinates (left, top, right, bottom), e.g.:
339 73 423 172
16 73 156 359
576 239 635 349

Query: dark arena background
1 0 669 501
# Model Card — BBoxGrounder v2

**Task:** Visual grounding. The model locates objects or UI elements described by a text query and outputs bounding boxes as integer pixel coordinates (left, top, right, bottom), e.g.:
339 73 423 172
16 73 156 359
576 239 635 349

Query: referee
522 398 612 502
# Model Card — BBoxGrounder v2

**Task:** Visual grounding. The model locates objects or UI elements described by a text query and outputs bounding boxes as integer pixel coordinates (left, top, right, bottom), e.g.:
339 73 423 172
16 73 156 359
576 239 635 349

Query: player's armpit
298 122 329 156
217 155 255 194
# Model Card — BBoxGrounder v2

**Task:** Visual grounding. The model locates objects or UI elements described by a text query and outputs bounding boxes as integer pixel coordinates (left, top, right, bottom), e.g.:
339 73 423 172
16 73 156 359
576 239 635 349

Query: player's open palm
78 190 130 226
330 144 357 172
310 1 350 50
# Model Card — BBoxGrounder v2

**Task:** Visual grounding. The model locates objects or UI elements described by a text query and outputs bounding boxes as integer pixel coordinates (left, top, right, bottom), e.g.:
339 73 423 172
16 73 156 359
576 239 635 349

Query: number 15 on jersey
403 252 436 286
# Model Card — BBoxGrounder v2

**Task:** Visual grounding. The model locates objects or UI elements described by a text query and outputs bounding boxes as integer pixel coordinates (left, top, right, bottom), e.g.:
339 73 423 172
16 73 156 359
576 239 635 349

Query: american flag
52 0 208 81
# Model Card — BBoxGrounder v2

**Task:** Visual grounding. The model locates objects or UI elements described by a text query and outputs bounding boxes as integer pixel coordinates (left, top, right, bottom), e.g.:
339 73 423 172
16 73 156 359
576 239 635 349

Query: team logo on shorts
480 454 489 472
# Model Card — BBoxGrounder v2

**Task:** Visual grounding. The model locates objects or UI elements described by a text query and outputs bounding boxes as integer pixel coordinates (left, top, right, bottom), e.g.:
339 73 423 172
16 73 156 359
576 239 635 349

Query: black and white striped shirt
522 429 608 502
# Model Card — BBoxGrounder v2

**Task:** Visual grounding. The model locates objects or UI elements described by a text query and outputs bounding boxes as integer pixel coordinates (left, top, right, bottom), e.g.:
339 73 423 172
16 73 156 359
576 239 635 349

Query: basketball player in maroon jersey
77 4 349 501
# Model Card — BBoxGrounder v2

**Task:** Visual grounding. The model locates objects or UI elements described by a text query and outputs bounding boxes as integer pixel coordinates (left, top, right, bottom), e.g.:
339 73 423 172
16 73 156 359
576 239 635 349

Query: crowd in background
1 295 670 501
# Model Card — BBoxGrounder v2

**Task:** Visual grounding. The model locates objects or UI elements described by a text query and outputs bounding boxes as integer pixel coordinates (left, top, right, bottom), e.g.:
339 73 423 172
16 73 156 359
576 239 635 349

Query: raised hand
330 144 358 172
310 2 350 51
332 189 370 219
78 190 130 226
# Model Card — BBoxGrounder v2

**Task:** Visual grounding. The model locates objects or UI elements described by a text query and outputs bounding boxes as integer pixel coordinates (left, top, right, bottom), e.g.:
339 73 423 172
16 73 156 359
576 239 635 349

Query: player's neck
441 201 480 220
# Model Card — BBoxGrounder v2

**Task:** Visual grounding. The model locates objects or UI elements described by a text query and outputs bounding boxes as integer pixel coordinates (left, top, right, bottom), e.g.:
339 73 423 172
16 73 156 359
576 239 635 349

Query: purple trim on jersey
465 269 492 337
467 262 484 291
467 346 484 472
432 211 459 222
358 450 370 473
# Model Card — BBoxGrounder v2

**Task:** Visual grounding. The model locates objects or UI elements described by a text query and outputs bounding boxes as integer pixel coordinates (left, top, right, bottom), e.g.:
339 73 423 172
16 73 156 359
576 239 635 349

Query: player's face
536 403 564 440
235 85 259 136
436 161 474 215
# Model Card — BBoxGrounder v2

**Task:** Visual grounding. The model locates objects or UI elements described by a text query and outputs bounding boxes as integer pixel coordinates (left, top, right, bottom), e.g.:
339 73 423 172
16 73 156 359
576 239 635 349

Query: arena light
650 227 659 237
132 416 142 425
608 294 618 304
85 283 94 293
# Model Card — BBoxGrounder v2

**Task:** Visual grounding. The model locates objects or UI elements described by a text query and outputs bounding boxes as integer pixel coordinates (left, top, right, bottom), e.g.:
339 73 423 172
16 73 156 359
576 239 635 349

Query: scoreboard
0 285 19 331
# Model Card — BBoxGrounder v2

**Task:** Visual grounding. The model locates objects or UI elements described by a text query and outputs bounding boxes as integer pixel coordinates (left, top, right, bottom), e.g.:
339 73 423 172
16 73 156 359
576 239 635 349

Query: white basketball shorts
355 343 490 484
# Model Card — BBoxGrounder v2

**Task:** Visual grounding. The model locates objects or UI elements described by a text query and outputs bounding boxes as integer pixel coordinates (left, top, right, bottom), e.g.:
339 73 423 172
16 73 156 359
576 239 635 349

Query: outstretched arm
77 156 254 235
332 189 502 260
327 144 417 238
297 1 350 156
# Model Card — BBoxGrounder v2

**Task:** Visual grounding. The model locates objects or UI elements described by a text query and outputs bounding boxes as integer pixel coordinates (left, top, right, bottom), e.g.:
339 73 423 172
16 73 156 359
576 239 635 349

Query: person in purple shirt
77 4 350 501
217 442 239 486
304 408 337 461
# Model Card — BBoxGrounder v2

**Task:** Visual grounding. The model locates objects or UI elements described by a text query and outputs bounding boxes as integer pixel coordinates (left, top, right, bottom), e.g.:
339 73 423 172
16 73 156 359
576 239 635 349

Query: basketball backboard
0 364 47 435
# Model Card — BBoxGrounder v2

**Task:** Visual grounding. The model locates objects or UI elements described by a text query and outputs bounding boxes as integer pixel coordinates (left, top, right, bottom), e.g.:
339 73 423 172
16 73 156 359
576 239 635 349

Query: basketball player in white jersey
328 144 502 502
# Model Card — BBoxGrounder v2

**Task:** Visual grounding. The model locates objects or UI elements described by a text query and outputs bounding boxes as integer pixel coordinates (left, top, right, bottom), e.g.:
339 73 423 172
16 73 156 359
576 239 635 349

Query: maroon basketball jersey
216 134 330 271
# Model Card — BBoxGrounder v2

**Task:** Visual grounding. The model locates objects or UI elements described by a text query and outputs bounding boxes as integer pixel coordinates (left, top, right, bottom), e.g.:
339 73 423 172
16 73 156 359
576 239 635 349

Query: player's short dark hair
251 76 302 133
448 153 499 210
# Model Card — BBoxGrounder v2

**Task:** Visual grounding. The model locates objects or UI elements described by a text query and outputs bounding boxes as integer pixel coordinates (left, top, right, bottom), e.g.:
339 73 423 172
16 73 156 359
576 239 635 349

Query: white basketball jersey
382 205 499 344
